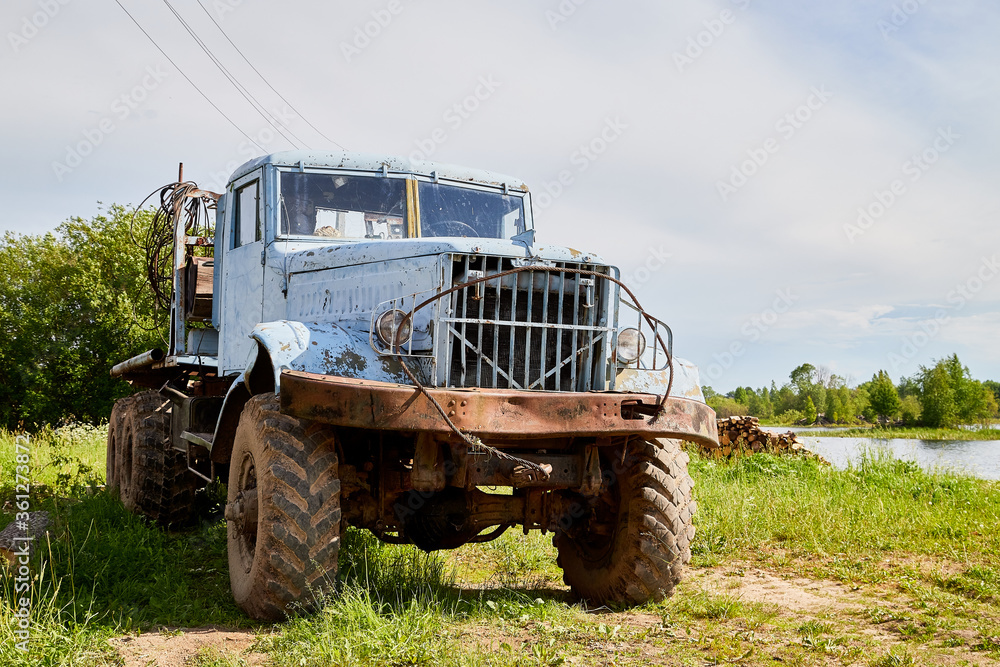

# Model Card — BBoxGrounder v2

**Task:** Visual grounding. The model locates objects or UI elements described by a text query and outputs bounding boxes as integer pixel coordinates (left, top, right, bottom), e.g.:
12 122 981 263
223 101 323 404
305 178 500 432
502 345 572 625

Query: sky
1 0 998 392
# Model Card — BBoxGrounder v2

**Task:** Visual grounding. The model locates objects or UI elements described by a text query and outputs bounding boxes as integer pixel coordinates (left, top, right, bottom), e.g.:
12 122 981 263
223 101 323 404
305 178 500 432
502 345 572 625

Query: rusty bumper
279 370 719 448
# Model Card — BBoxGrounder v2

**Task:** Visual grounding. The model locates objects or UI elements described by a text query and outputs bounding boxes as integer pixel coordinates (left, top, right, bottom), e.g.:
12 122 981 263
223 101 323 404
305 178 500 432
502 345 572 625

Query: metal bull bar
280 264 719 478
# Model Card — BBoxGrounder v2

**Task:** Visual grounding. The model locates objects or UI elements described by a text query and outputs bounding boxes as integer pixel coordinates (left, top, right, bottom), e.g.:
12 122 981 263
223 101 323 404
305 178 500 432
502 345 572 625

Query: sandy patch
110 626 266 667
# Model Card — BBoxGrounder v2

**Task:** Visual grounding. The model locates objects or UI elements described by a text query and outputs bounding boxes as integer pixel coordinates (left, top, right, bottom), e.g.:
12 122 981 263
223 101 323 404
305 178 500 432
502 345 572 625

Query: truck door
220 170 265 374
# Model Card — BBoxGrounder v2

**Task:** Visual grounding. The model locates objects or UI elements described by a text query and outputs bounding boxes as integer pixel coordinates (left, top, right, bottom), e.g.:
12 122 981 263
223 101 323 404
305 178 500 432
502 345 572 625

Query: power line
112 0 265 152
161 0 307 150
195 0 346 151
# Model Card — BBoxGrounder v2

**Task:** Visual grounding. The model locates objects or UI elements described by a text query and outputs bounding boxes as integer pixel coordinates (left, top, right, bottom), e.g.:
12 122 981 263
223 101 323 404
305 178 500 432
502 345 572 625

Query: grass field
2 426 999 666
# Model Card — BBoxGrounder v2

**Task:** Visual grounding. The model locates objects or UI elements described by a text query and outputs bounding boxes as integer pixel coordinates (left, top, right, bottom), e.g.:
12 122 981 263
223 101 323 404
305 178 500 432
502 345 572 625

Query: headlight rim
375 309 413 349
616 327 646 364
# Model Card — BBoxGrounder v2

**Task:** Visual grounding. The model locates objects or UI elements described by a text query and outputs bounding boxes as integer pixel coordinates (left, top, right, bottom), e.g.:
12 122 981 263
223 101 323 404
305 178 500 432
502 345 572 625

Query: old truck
107 151 719 621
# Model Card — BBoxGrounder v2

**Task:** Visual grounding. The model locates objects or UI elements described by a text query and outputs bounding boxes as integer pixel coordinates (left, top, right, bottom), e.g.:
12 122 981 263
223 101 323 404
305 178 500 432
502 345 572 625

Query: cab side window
234 181 260 248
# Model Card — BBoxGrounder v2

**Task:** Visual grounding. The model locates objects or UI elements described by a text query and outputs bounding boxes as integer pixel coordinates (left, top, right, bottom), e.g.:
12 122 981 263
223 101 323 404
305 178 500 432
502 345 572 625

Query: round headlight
376 309 413 349
616 328 646 364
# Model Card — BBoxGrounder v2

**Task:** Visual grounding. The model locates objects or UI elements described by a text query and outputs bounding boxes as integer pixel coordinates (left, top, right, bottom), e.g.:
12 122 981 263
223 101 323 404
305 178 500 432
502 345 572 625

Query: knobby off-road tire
226 394 341 621
554 438 696 606
106 395 135 492
116 391 199 526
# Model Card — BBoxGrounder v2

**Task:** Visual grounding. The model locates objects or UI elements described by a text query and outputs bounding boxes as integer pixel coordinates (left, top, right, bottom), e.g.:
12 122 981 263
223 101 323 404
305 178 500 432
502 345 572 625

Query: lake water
769 433 1000 480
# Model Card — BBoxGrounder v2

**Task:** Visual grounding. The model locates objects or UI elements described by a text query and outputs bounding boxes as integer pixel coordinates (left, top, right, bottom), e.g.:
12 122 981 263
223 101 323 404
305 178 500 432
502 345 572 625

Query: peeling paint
615 358 707 403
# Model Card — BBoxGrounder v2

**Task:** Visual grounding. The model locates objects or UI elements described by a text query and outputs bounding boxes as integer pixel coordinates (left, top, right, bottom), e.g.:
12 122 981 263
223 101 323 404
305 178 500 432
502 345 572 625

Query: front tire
226 394 342 621
554 439 696 605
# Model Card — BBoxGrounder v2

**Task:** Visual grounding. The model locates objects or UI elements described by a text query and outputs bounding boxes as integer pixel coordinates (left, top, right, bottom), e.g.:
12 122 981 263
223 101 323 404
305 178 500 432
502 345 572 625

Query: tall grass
0 424 106 497
690 450 1000 574
260 529 570 667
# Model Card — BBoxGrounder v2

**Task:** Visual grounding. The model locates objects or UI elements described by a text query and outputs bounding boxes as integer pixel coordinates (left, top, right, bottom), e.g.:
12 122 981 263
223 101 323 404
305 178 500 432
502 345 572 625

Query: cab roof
229 151 529 193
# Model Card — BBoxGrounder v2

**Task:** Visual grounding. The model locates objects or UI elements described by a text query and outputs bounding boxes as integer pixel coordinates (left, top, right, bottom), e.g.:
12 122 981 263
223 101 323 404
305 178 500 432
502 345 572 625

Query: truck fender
614 357 707 403
211 321 409 464
248 320 413 392
210 321 412 464
209 371 251 464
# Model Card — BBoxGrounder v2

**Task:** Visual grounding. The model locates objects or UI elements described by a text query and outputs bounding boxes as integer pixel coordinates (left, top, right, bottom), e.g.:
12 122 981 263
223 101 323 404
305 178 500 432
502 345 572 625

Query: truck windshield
279 172 407 240
278 171 527 241
419 182 525 240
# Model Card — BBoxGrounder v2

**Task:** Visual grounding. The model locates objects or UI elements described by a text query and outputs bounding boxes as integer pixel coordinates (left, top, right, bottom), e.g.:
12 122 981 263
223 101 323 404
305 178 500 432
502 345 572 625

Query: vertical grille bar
491 260 501 388
580 275 597 389
443 259 454 386
459 255 469 385
539 271 552 389
523 271 534 390
570 269 580 391
555 270 566 390
475 257 485 385
508 270 518 388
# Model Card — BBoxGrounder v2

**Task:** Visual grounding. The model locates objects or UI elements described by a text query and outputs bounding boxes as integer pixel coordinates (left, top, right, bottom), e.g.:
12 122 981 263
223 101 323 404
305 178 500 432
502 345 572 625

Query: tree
958 381 998 424
919 363 958 428
733 386 749 405
789 363 816 393
899 395 921 425
0 206 166 429
983 380 1000 405
868 370 901 422
803 396 817 424
917 355 999 427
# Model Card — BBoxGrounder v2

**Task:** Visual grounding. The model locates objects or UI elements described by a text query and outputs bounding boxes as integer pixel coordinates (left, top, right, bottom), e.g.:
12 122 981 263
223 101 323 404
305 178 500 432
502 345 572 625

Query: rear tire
554 439 696 605
226 394 341 621
106 396 134 492
117 391 199 527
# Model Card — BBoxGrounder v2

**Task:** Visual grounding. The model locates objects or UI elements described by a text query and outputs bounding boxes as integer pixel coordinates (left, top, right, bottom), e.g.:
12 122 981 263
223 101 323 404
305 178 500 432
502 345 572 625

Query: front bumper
279 370 718 448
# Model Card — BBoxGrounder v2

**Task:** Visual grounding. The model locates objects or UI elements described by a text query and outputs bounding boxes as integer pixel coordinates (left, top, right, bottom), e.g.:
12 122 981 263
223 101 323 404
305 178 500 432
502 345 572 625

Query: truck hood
281 237 609 275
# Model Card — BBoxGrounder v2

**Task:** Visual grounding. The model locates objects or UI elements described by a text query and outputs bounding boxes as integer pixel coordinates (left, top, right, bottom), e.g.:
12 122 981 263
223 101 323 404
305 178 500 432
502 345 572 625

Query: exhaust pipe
110 349 165 378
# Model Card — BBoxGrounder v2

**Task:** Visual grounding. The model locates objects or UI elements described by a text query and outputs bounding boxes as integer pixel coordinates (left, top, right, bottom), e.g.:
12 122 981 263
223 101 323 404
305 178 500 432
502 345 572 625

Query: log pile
696 416 826 462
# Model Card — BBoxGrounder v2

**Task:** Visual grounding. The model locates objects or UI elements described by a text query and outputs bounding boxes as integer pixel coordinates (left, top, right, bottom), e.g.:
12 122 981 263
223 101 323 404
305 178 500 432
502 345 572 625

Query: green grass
2 428 999 666
0 424 106 496
690 451 1000 575
797 425 1000 440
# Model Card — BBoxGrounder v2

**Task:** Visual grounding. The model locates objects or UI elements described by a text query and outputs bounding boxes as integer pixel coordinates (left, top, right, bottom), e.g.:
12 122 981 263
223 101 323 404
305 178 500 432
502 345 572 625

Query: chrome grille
439 255 614 391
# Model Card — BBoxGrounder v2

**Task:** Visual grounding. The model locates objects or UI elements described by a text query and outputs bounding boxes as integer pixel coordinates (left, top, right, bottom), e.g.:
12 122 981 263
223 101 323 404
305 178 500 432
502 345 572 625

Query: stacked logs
696 416 826 462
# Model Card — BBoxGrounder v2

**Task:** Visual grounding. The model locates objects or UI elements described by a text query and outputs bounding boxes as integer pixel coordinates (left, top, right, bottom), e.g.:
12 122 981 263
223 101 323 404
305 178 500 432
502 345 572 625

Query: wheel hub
229 453 259 573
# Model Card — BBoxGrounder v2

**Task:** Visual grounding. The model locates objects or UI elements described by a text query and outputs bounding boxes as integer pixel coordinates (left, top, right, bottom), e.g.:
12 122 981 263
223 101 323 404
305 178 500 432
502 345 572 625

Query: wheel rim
233 452 259 573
